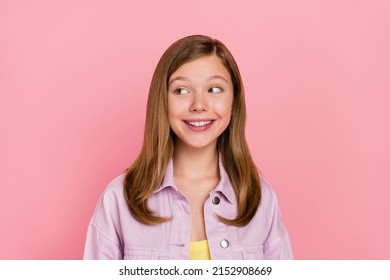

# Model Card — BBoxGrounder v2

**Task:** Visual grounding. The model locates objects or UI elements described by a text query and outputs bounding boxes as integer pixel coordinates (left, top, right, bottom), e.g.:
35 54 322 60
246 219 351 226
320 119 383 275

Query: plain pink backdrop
1 0 389 259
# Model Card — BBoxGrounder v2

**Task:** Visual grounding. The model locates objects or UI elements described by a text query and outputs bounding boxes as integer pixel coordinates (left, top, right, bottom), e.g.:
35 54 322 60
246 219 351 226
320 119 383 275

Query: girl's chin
174 139 218 151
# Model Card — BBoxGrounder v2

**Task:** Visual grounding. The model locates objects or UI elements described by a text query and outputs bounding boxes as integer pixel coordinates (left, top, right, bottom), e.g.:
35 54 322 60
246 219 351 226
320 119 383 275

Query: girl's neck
172 143 219 180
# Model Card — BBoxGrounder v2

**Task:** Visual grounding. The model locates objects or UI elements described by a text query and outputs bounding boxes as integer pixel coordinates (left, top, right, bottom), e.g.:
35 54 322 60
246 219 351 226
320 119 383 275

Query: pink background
1 0 389 259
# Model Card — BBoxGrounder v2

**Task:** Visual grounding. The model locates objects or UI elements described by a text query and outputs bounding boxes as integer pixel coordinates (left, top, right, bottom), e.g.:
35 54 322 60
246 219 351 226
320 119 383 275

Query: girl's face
167 54 234 151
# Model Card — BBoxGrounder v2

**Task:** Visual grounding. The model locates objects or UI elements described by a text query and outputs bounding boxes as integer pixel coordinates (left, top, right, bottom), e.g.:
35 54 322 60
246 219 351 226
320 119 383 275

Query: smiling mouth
184 120 214 127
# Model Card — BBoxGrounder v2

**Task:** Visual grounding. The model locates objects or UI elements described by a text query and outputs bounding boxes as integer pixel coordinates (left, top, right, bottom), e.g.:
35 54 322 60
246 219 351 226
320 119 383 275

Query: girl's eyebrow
208 75 229 84
168 75 229 86
168 76 188 87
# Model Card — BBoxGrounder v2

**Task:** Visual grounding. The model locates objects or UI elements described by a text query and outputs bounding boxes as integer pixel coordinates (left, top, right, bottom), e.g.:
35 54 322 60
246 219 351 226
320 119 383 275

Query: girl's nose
189 91 208 112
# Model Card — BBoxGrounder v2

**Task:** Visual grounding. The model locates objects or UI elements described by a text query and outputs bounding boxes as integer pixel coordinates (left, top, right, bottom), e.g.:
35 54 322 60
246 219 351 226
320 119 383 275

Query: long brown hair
124 35 261 226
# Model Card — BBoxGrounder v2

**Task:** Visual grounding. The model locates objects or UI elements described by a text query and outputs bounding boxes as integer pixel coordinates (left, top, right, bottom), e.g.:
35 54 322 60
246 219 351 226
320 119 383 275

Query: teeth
187 121 212 127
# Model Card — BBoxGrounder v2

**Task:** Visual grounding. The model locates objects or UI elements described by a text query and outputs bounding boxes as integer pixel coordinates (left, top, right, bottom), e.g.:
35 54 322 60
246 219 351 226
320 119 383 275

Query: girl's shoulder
103 173 126 194
91 173 127 218
259 176 281 209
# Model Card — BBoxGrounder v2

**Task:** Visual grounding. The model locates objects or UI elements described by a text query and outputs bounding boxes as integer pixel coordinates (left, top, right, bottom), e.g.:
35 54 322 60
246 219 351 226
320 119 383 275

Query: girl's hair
124 35 261 226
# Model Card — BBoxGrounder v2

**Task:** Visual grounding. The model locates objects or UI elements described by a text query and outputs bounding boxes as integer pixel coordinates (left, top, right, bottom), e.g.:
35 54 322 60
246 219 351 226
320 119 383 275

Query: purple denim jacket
84 159 293 259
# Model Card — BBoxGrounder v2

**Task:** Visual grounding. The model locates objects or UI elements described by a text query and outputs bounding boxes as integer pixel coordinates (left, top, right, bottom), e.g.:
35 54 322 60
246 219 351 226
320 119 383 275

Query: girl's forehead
169 55 231 83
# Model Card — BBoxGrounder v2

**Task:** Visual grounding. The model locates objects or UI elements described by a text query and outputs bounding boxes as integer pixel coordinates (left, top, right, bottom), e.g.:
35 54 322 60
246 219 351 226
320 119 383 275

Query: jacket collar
154 155 236 204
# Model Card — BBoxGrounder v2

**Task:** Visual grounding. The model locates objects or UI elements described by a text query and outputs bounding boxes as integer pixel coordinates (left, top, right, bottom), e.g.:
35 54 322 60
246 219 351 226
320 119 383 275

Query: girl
84 35 293 260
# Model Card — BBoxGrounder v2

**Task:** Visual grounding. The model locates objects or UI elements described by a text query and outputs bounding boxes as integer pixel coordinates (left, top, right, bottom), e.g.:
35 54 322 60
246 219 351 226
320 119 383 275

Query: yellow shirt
189 240 211 260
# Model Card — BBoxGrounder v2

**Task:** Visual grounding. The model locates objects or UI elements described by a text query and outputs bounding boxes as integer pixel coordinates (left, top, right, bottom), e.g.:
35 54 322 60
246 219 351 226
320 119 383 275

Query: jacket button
220 239 229 249
212 196 220 205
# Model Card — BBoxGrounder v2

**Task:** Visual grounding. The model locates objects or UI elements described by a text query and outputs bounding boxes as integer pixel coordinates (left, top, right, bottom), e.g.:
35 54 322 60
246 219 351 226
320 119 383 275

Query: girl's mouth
185 120 213 127
183 120 215 131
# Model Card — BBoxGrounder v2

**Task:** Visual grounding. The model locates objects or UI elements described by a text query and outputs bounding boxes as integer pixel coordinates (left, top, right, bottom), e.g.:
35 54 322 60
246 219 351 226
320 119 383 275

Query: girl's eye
175 88 189 95
208 87 222 93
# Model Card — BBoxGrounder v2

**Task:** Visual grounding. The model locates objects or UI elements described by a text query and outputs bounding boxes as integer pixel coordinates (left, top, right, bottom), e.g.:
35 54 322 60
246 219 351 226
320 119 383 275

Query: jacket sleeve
261 179 294 259
263 225 294 259
83 181 124 260
83 223 123 259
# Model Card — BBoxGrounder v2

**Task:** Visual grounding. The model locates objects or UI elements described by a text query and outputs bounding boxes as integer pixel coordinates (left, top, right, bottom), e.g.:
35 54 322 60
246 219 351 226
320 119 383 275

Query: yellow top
189 240 211 260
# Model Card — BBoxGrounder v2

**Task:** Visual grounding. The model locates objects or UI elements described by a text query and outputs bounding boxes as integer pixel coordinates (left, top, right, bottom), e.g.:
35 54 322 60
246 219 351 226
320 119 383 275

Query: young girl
84 35 293 260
